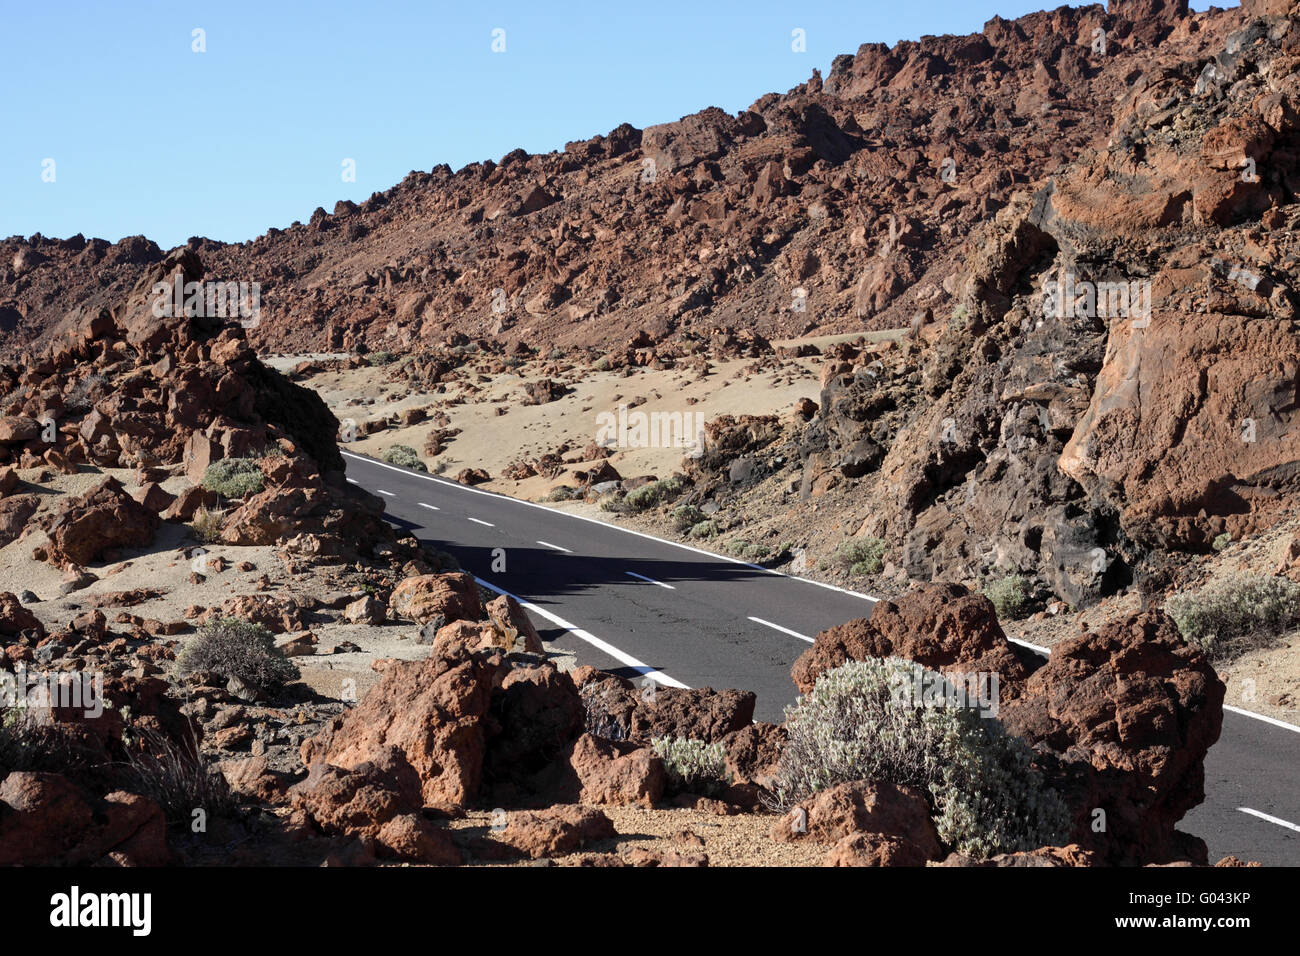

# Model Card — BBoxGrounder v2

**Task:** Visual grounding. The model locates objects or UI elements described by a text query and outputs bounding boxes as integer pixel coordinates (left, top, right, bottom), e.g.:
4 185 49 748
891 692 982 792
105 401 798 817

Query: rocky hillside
673 0 1300 610
0 1 1230 358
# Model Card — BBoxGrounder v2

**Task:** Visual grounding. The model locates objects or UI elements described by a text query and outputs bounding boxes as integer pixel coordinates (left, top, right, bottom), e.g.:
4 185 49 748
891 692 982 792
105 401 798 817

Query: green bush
651 736 730 798
670 504 705 531
727 539 771 562
1165 573 1300 661
201 458 265 498
775 658 1070 859
688 520 719 539
176 618 300 696
1212 533 1233 552
367 350 397 366
983 575 1030 620
623 476 686 512
383 444 428 472
835 537 886 576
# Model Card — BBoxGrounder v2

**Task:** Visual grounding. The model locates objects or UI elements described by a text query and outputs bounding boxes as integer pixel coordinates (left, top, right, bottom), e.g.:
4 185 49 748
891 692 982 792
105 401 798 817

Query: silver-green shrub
651 736 730 797
774 657 1070 858
1165 572 1300 660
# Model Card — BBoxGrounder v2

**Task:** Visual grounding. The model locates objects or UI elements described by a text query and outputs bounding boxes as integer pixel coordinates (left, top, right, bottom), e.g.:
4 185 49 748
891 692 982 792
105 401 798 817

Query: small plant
545 485 580 502
1212 533 1233 552
651 736 730 798
1166 573 1300 661
983 574 1030 620
671 504 705 531
0 708 102 781
593 356 611 372
190 505 225 544
727 539 771 562
834 537 886 576
122 725 235 826
176 618 300 697
367 350 397 366
201 458 265 499
774 658 1070 859
383 444 428 472
688 520 719 539
621 476 686 512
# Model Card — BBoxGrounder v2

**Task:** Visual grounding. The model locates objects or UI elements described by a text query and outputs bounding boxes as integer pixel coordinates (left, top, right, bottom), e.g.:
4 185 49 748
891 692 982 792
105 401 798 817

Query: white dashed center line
1238 807 1300 833
468 517 495 527
419 502 440 511
748 616 813 643
537 540 573 553
376 489 395 496
625 571 675 590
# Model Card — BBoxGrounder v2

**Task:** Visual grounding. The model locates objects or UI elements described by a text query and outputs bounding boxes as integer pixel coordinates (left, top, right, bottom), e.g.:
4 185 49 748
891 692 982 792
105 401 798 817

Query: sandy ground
448 805 828 867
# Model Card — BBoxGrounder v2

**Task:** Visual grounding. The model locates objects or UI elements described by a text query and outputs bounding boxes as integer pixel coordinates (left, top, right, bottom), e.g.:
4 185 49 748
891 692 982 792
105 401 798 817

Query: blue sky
0 0 1232 249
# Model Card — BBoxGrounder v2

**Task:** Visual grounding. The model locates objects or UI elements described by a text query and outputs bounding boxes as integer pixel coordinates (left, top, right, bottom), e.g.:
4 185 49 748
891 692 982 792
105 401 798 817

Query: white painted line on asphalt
748 616 814 644
537 540 573 553
1008 636 1051 656
341 451 879 604
1225 705 1300 734
346 478 359 484
419 502 440 511
377 489 395 496
473 575 687 688
1238 807 1300 833
626 571 675 590
467 517 494 527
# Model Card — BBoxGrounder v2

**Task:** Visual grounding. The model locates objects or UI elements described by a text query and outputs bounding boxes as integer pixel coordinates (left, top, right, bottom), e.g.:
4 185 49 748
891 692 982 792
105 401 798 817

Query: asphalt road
343 449 1300 866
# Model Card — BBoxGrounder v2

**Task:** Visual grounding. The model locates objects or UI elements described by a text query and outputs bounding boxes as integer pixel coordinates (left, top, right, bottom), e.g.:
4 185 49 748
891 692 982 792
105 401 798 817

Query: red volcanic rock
772 780 942 869
487 805 616 860
938 843 1099 867
390 572 485 626
530 733 667 808
1000 611 1225 865
0 591 43 637
485 593 544 653
791 584 1029 695
576 670 756 743
42 476 160 567
0 772 170 866
301 648 500 807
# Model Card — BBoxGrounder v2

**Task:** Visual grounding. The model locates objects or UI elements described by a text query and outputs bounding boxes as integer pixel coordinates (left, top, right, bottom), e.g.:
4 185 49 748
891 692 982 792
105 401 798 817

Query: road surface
343 449 1300 865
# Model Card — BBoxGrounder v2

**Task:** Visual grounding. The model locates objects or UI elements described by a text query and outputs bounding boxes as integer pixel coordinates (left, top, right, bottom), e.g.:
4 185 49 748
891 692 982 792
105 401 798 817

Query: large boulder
791 584 1031 696
42 476 161 566
576 669 756 744
301 648 500 807
0 772 170 866
1000 611 1224 865
390 572 485 627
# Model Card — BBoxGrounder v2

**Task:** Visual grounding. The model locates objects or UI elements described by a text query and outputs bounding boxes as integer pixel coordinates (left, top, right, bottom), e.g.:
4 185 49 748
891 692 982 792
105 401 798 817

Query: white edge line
343 452 1300 737
1237 807 1300 833
473 575 687 688
1225 705 1300 735
626 571 675 590
537 540 573 554
748 616 814 644
1008 636 1052 656
342 450 879 603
